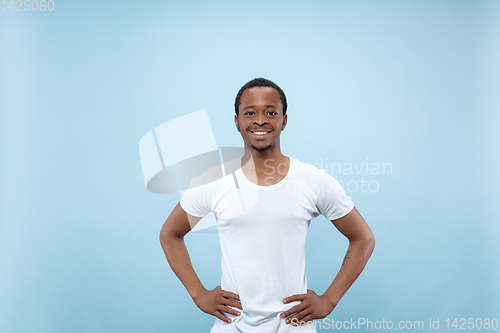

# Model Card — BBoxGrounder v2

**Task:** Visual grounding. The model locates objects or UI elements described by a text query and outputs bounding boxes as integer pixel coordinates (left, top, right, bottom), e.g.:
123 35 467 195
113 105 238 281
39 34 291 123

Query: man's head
234 78 288 152
234 78 287 116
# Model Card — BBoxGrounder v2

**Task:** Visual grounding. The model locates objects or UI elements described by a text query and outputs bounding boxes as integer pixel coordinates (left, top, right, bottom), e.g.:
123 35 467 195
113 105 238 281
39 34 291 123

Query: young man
160 78 375 333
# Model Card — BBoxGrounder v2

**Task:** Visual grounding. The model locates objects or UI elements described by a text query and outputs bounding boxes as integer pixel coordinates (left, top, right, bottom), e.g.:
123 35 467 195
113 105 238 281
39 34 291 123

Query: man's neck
241 147 288 175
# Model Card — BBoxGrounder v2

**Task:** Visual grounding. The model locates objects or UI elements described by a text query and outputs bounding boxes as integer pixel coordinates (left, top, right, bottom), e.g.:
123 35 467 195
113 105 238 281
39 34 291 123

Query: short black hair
234 78 287 116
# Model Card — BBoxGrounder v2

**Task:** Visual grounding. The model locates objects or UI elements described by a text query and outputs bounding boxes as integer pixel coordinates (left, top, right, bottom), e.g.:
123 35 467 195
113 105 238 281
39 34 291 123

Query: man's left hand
281 289 336 326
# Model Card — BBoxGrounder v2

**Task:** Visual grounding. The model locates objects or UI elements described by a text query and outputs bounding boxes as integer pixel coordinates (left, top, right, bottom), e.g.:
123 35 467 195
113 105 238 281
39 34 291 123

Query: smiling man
160 78 375 332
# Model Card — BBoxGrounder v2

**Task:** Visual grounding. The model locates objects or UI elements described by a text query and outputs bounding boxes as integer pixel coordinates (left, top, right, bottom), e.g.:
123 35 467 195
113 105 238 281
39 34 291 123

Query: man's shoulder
290 156 327 180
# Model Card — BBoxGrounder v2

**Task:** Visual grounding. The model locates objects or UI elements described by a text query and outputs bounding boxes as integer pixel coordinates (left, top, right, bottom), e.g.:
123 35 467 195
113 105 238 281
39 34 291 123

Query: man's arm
322 206 375 306
159 203 242 323
281 206 375 325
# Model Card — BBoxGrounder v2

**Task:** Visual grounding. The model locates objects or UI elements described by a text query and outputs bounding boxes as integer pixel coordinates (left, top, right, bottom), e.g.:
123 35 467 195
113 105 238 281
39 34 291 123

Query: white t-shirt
180 156 354 333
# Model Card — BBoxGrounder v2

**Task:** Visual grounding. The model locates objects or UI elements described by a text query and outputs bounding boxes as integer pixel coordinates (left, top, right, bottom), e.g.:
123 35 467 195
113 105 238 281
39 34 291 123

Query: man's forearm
322 236 375 306
160 233 206 300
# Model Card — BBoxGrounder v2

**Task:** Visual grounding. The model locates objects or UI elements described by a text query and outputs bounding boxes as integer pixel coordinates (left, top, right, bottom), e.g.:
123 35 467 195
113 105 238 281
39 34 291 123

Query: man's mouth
249 129 272 136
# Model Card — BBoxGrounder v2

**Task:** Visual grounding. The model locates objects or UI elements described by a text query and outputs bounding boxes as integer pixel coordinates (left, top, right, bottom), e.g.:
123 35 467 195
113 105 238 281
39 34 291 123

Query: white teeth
254 131 267 135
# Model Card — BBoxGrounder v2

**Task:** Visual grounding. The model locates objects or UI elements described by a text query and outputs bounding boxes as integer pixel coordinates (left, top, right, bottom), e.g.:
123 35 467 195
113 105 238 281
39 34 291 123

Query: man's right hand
193 286 242 323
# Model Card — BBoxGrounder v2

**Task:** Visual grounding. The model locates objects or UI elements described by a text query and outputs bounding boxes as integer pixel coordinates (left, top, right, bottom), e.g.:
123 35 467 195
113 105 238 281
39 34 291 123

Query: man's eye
245 112 254 116
268 111 277 116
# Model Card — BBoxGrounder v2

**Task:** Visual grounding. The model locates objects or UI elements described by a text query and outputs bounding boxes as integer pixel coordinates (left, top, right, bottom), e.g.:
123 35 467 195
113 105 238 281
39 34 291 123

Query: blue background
1 0 499 332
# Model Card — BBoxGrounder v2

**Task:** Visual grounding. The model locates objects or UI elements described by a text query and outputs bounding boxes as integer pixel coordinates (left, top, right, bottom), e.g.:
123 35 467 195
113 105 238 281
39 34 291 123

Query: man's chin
251 144 272 152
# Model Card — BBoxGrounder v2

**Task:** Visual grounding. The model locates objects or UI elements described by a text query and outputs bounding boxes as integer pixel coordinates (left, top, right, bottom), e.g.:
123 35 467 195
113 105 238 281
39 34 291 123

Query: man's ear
234 115 240 132
281 114 287 130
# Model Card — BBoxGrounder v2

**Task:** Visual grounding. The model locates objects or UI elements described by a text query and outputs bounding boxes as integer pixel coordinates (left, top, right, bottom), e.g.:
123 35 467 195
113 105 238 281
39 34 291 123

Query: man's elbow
351 231 375 256
159 227 183 247
364 232 375 256
159 230 167 247
159 228 174 247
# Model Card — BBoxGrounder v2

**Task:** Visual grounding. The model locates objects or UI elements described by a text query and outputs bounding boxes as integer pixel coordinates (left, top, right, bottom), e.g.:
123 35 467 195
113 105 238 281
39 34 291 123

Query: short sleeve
179 183 212 218
315 171 354 220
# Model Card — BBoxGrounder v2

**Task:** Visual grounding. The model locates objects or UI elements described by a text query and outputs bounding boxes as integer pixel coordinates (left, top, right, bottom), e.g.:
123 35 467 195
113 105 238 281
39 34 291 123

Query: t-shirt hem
179 197 207 218
325 202 355 221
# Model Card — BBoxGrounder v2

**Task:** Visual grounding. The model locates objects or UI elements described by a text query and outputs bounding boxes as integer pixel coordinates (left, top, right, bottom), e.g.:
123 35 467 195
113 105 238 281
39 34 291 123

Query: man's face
234 86 287 152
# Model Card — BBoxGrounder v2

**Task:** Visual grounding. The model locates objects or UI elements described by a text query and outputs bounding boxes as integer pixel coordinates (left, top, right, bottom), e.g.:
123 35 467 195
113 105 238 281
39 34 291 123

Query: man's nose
254 112 267 125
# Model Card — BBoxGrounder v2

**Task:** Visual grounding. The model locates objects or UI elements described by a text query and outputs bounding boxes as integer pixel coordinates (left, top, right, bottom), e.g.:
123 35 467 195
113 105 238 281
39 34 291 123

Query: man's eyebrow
242 104 277 111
